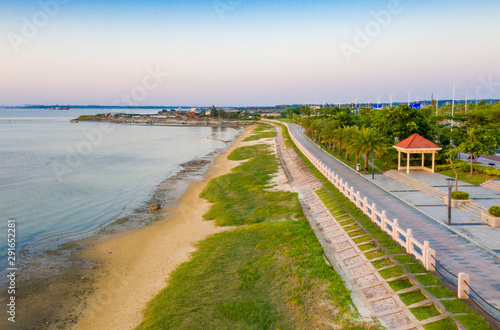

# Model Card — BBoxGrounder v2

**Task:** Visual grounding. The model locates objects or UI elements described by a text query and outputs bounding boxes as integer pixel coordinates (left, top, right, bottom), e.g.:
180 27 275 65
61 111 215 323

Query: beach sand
74 125 255 330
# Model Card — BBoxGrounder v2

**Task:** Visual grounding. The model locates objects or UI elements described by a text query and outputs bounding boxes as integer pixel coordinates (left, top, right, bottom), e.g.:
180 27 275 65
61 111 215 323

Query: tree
349 127 386 170
210 105 218 118
444 149 459 192
382 105 436 142
458 127 498 175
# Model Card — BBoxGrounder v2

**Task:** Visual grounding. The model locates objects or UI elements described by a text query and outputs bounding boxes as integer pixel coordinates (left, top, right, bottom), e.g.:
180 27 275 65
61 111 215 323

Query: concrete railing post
406 229 413 253
371 203 377 222
363 197 368 214
392 219 399 240
425 248 436 271
381 211 386 232
458 273 470 299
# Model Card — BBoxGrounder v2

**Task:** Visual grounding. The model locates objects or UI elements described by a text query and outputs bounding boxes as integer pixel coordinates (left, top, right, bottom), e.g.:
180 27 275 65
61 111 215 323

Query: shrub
489 205 500 217
451 191 469 200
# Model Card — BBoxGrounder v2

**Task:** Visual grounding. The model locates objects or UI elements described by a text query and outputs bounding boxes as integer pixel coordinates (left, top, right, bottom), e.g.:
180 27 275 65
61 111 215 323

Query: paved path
287 124 500 313
368 171 500 252
274 125 424 329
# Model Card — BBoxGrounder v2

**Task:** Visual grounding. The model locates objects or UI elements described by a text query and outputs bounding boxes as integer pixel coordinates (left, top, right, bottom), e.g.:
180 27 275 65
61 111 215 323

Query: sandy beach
73 125 255 330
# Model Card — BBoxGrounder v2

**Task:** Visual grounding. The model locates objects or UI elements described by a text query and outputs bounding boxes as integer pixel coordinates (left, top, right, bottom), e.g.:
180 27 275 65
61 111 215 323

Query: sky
1 0 500 106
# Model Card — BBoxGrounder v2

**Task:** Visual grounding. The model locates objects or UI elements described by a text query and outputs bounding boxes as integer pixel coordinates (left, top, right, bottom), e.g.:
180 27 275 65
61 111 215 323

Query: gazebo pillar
406 152 410 174
398 151 401 170
432 152 436 173
422 153 425 167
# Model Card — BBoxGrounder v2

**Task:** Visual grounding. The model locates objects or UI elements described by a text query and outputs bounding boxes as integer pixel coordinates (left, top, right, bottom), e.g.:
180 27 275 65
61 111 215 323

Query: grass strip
201 143 299 226
425 286 455 299
441 299 473 314
379 266 405 279
371 258 394 269
138 125 371 329
394 255 415 264
422 318 458 330
398 290 428 305
388 278 414 291
409 304 442 321
138 221 357 329
454 314 491 330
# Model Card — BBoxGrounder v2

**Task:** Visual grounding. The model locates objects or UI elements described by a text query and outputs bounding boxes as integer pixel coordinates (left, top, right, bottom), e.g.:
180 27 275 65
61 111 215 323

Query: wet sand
73 125 254 329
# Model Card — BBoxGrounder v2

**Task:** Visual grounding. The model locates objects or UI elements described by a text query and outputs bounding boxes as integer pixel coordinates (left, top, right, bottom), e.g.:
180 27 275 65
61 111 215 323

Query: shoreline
74 125 254 329
0 126 250 329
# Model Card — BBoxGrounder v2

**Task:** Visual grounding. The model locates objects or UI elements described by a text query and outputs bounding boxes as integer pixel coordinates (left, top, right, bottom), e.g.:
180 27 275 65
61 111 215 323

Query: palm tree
350 127 386 170
347 126 362 164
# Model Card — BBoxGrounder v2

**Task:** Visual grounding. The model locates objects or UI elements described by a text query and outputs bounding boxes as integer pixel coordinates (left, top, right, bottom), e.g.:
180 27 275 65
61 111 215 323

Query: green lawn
409 304 442 321
398 290 428 305
201 143 300 226
137 221 359 329
137 125 374 329
243 125 277 141
388 278 414 291
439 169 497 186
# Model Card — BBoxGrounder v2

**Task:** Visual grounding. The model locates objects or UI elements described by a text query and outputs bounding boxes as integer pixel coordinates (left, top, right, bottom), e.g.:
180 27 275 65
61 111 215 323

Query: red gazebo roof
394 134 441 150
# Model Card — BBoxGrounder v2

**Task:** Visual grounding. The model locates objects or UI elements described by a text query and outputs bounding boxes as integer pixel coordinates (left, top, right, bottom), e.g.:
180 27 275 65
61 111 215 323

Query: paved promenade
364 171 500 252
287 124 500 312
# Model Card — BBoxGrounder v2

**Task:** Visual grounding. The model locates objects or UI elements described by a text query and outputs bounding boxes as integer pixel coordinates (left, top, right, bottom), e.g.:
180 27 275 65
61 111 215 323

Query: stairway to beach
481 179 500 193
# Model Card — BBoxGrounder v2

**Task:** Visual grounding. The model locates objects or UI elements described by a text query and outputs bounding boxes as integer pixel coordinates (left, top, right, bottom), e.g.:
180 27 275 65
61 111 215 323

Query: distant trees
210 105 218 118
458 127 498 175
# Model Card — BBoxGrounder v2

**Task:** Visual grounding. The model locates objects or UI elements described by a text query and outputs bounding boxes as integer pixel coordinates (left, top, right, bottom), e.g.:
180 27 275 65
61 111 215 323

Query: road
287 123 500 312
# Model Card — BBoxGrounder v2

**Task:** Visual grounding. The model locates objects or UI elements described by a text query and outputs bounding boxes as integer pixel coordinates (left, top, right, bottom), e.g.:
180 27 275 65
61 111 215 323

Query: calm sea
0 108 240 277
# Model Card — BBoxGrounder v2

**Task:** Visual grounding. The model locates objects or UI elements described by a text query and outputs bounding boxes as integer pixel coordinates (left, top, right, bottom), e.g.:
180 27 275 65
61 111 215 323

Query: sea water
0 108 240 278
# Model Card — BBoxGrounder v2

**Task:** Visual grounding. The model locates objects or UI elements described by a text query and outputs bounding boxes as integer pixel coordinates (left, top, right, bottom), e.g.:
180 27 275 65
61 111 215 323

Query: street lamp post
446 178 455 225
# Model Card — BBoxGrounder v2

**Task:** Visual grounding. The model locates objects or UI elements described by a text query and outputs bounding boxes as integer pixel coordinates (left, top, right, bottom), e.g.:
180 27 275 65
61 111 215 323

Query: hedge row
436 161 500 176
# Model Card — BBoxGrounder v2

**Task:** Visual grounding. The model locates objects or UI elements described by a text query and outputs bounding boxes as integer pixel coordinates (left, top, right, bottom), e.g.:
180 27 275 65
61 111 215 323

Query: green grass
138 221 358 329
137 124 374 329
348 229 365 238
352 235 372 244
379 266 405 279
404 263 428 274
394 255 415 264
455 314 491 330
371 258 394 269
425 286 455 298
439 169 497 186
364 249 386 260
423 318 458 330
398 290 428 305
415 274 441 286
243 125 277 141
358 243 377 251
201 143 299 226
284 139 292 148
388 278 414 291
441 299 473 314
385 245 406 254
409 304 442 321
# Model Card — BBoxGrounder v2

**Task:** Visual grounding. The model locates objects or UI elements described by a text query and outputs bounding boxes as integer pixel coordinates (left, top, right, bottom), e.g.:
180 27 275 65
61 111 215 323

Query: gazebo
394 134 442 174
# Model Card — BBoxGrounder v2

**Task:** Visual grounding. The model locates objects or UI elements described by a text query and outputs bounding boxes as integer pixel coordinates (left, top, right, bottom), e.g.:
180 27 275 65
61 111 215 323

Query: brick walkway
287 124 500 313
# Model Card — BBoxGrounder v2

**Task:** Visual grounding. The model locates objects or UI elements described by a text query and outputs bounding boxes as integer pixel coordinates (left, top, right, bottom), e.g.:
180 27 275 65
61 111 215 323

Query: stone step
385 171 446 199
